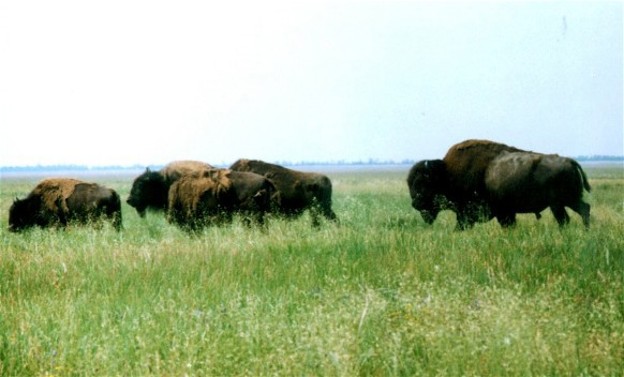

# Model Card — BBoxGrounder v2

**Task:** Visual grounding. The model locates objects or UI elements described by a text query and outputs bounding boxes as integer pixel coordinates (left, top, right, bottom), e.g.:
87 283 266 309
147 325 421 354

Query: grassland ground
0 165 623 376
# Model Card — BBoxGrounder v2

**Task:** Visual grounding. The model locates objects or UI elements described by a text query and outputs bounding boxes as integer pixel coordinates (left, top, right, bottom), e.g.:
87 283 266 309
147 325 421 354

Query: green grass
0 166 623 376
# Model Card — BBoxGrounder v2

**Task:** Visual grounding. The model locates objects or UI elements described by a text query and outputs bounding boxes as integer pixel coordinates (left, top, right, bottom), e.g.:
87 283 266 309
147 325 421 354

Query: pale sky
0 1 622 167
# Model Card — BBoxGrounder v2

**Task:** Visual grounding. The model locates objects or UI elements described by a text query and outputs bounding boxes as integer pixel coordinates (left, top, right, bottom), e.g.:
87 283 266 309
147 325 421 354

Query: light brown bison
127 160 213 217
484 151 591 228
230 159 337 226
167 169 278 230
160 160 215 185
9 178 122 232
407 139 527 229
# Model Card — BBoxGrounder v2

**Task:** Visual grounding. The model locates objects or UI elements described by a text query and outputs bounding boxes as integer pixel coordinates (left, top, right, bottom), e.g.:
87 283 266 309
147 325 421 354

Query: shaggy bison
167 169 278 230
485 151 591 228
407 139 526 229
9 178 122 232
127 160 213 217
230 159 337 226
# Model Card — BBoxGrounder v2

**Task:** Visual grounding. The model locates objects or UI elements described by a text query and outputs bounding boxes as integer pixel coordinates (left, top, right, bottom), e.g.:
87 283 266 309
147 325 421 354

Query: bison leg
455 201 491 230
569 200 591 229
455 212 470 230
321 205 337 222
550 206 570 227
455 212 476 230
104 200 123 231
255 214 265 227
496 213 517 228
237 211 258 227
54 197 69 228
455 205 484 230
111 211 123 231
310 210 321 227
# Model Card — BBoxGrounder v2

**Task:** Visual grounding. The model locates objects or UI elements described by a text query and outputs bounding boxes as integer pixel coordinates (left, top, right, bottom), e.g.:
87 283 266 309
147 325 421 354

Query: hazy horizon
1 153 623 171
1 1 622 167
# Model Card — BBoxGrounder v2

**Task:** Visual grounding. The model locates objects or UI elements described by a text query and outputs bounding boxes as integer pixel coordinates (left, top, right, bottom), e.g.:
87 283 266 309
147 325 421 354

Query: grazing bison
127 160 213 217
230 159 337 226
167 169 278 230
407 139 527 229
484 151 591 228
9 178 122 232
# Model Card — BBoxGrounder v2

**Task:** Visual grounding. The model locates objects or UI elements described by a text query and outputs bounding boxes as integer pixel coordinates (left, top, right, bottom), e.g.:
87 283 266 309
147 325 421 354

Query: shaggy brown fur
167 169 278 229
9 178 121 231
32 178 82 215
167 174 232 229
160 160 214 186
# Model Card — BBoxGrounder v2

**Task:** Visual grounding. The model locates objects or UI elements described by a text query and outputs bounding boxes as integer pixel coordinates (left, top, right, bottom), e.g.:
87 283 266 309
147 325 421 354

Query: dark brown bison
9 178 122 232
127 160 213 217
230 159 337 226
167 169 278 230
407 139 527 229
484 151 591 228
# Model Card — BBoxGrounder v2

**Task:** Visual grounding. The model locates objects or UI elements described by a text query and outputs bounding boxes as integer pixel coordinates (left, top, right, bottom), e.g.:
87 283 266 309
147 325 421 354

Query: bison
484 151 591 228
127 160 213 217
167 169 278 230
230 159 337 226
9 178 122 232
407 139 526 229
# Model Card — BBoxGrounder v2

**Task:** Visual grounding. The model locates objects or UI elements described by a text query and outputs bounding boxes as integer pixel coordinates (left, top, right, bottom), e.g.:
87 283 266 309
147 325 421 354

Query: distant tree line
575 155 624 162
0 164 147 173
1 156 622 173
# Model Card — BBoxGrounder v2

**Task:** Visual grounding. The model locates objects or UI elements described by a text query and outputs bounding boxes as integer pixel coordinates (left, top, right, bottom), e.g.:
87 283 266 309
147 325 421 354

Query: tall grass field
1 165 623 376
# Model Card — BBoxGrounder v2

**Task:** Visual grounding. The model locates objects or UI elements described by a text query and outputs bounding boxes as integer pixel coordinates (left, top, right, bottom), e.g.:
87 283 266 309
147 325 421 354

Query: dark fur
167 169 277 230
407 139 527 229
230 159 337 226
127 160 213 217
9 178 122 232
484 152 591 228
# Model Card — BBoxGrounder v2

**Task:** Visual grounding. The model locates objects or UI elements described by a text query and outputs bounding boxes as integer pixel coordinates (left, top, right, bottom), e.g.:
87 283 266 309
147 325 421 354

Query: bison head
8 196 40 232
127 168 168 217
407 159 449 224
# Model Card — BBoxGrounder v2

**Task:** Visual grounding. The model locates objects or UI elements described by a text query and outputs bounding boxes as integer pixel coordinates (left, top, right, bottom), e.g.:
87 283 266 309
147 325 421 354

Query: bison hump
160 160 214 184
33 178 83 213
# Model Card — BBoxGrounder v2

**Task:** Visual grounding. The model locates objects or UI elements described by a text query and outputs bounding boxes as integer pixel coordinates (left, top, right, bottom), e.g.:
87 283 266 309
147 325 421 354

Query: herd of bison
8 139 592 233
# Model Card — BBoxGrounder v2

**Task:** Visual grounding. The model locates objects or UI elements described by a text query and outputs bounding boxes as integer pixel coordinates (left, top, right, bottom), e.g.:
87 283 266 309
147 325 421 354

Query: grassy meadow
0 165 623 376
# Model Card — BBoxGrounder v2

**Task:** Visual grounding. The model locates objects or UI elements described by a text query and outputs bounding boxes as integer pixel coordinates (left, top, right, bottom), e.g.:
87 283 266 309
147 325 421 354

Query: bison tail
111 191 123 230
573 160 591 193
